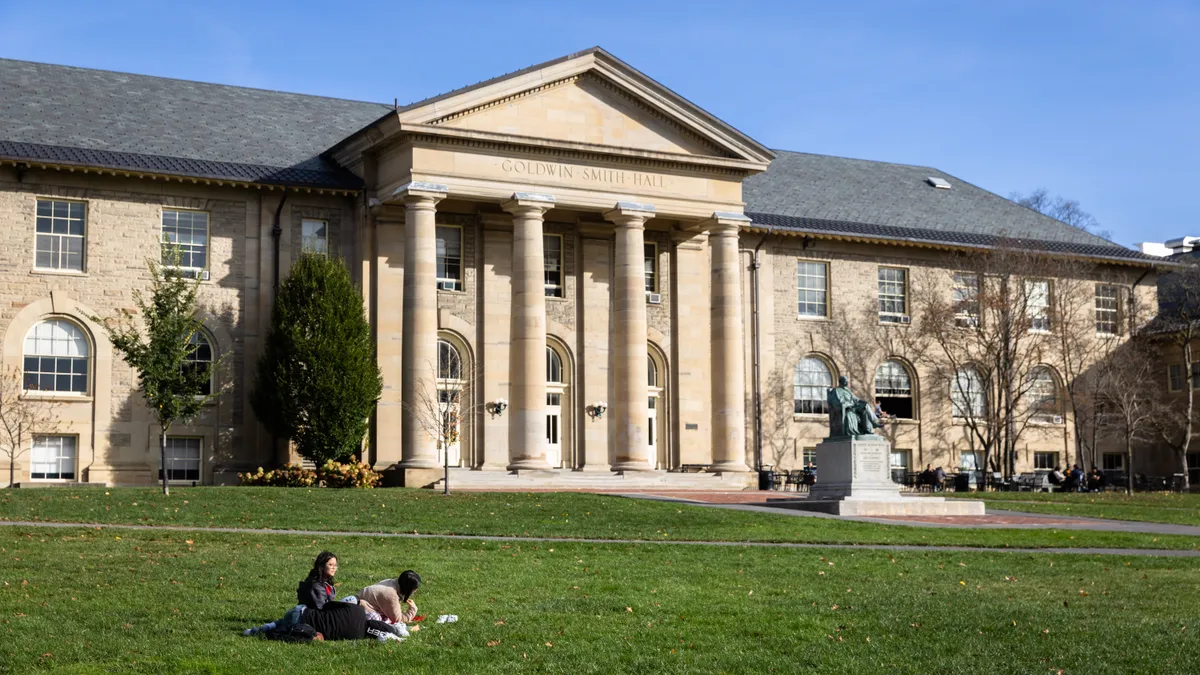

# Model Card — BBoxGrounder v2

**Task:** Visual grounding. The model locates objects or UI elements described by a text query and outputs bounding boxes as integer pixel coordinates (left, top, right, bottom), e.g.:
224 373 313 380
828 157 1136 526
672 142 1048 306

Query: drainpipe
271 191 289 295
750 227 773 472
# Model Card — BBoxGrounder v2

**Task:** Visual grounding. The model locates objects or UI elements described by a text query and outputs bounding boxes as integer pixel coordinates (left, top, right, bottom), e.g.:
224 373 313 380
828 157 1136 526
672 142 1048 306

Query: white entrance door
546 393 562 467
647 395 659 466
438 389 461 467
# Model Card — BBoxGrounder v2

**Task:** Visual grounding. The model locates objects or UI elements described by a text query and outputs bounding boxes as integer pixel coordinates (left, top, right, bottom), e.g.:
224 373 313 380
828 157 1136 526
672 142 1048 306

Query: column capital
604 201 656 227
701 211 751 236
502 192 556 216
392 181 449 205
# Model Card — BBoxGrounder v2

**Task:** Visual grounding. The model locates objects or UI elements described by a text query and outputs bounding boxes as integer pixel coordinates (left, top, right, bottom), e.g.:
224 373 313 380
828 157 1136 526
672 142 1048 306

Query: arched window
183 331 214 396
647 356 657 387
23 319 89 394
794 357 833 414
951 367 987 419
546 346 563 384
874 360 914 419
438 340 462 381
1027 366 1060 420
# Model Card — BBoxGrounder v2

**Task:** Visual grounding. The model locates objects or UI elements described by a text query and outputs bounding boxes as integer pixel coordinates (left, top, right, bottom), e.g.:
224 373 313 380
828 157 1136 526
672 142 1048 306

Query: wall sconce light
585 401 608 421
486 398 508 419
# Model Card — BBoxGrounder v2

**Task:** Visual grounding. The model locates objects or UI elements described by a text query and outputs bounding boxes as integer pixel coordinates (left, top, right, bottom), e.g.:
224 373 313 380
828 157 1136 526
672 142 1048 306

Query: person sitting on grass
356 570 422 624
243 552 407 642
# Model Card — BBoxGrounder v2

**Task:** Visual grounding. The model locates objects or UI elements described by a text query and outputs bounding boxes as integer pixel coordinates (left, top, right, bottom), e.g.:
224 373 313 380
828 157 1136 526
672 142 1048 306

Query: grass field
3 525 1199 674
2 487 1199 551
944 492 1200 527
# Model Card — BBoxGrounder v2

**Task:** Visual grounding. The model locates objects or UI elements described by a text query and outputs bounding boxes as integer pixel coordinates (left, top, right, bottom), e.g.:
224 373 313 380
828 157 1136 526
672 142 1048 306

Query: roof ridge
0 57 395 110
769 148 938 172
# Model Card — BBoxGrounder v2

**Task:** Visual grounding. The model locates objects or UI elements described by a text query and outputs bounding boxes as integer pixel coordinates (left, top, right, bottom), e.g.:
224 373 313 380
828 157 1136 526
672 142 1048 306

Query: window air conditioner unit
1052 415 1064 425
956 316 979 328
178 268 210 281
646 292 662 304
898 315 911 324
437 280 457 291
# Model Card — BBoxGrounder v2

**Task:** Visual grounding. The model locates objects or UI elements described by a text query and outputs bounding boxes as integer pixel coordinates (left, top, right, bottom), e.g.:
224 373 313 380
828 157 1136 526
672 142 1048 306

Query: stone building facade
0 48 1169 487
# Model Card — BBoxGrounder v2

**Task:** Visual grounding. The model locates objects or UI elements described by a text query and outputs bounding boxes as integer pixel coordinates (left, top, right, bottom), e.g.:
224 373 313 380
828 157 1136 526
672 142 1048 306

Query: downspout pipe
750 227 773 473
271 191 289 295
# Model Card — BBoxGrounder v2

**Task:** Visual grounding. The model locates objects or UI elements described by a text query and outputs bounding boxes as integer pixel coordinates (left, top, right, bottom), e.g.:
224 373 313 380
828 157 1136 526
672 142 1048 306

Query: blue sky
1 0 1196 247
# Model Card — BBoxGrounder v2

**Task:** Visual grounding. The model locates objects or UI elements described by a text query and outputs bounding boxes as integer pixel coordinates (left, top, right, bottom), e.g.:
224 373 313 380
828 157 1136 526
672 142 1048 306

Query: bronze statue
827 376 883 440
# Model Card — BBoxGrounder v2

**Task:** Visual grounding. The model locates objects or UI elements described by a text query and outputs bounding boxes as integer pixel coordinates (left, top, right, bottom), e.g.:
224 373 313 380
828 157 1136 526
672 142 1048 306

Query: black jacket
301 603 367 640
296 578 337 610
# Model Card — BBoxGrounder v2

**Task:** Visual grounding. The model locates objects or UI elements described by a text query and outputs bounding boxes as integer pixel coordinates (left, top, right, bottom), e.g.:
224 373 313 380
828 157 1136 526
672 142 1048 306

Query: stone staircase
429 467 756 491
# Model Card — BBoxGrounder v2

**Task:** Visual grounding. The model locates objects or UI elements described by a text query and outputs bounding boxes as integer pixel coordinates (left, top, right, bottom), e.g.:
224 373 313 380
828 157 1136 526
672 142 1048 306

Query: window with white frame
953 273 980 327
162 437 201 482
797 261 828 318
161 210 209 270
23 319 89 394
1102 453 1125 472
183 331 214 396
960 451 983 472
877 267 908 322
438 339 463 381
1169 364 1184 392
546 346 563 384
544 234 563 298
874 360 914 419
794 357 833 414
1095 284 1120 335
301 219 328 256
802 447 817 466
1025 279 1051 332
1034 452 1058 470
35 199 86 272
951 367 986 419
435 226 462 291
1027 366 1060 420
30 435 76 480
890 449 911 471
644 243 658 293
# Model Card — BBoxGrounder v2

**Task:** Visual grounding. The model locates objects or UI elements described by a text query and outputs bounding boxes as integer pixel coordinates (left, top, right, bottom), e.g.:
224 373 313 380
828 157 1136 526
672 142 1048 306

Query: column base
507 459 553 471
397 458 441 470
611 459 655 472
708 460 751 473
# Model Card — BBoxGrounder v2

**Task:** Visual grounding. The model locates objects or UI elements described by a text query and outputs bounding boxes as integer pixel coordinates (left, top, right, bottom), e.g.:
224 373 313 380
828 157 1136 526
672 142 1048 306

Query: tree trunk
160 426 170 496
1126 436 1134 495
1182 341 1195 490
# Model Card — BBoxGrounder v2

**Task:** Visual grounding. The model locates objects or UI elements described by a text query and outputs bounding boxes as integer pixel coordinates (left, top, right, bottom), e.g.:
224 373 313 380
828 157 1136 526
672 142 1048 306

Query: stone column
397 182 447 470
706 212 751 473
605 202 656 472
502 193 556 470
373 206 406 470
479 213 514 470
578 224 614 471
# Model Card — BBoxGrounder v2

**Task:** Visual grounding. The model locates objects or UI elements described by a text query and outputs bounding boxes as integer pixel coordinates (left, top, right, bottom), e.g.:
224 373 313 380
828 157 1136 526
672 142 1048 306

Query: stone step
429 468 755 491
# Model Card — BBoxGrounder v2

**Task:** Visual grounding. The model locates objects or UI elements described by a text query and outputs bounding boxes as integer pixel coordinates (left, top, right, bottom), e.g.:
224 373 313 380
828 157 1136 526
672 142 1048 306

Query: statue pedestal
774 437 985 516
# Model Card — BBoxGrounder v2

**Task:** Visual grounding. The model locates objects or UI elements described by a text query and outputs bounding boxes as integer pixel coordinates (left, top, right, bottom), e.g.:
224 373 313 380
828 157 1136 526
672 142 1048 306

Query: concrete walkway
615 491 1200 538
2 519 1197 558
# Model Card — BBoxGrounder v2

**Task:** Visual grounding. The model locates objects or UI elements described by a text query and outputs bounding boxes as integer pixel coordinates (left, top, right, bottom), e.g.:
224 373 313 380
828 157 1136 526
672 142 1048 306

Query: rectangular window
435 226 462 291
1026 279 1051 332
544 234 563 297
161 437 201 482
797 261 828 318
301 219 328 256
802 447 817 466
1034 452 1058 470
644 243 658 293
960 451 983 471
877 267 908 322
161 210 209 270
1095 284 1119 335
1169 364 1184 392
953 273 980 327
35 199 86 271
30 435 76 480
1188 452 1200 487
890 449 911 470
1102 453 1125 472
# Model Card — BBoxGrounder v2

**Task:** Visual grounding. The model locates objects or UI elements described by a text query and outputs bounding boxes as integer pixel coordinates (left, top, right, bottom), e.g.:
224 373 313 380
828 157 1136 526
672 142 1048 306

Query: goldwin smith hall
0 48 1167 489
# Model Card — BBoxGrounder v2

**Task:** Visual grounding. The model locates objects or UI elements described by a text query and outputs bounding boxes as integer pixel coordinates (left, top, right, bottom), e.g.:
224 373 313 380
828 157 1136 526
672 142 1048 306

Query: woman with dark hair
297 551 339 610
358 570 423 624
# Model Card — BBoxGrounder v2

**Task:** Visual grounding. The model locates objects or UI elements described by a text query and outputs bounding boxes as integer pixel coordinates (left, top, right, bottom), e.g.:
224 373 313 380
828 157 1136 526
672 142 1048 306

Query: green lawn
944 492 1200 527
2 487 1199 551
2 526 1197 674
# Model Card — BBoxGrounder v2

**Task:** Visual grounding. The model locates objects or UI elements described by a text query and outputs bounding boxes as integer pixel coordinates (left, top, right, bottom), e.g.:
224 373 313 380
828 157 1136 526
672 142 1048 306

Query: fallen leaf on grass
626 607 633 613
545 642 553 647
494 620 505 625
486 640 500 647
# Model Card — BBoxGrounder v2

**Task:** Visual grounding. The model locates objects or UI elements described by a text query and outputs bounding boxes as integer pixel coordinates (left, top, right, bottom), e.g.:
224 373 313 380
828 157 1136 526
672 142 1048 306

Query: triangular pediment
429 72 724 156
389 48 773 166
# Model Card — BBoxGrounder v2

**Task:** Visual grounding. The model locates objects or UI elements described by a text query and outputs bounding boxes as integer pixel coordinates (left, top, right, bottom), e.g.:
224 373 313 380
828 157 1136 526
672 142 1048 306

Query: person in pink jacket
356 570 421 624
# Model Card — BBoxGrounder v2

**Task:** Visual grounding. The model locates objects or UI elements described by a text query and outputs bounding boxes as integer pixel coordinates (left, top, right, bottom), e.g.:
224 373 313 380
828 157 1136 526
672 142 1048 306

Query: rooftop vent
926 177 952 190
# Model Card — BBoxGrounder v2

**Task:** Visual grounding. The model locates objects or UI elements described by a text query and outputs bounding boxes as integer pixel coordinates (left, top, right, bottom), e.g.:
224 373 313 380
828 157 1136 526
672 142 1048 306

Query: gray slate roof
743 150 1154 263
0 58 391 188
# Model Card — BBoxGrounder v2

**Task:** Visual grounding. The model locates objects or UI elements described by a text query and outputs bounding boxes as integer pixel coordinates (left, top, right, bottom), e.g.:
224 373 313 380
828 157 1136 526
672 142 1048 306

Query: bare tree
1011 189 1103 236
760 361 801 471
1095 338 1161 493
402 354 482 495
1147 260 1200 489
913 246 1057 483
816 302 879 393
0 367 61 487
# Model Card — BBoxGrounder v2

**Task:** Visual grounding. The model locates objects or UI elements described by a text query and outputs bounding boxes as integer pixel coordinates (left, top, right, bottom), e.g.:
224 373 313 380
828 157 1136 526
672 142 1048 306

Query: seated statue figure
826 376 884 439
